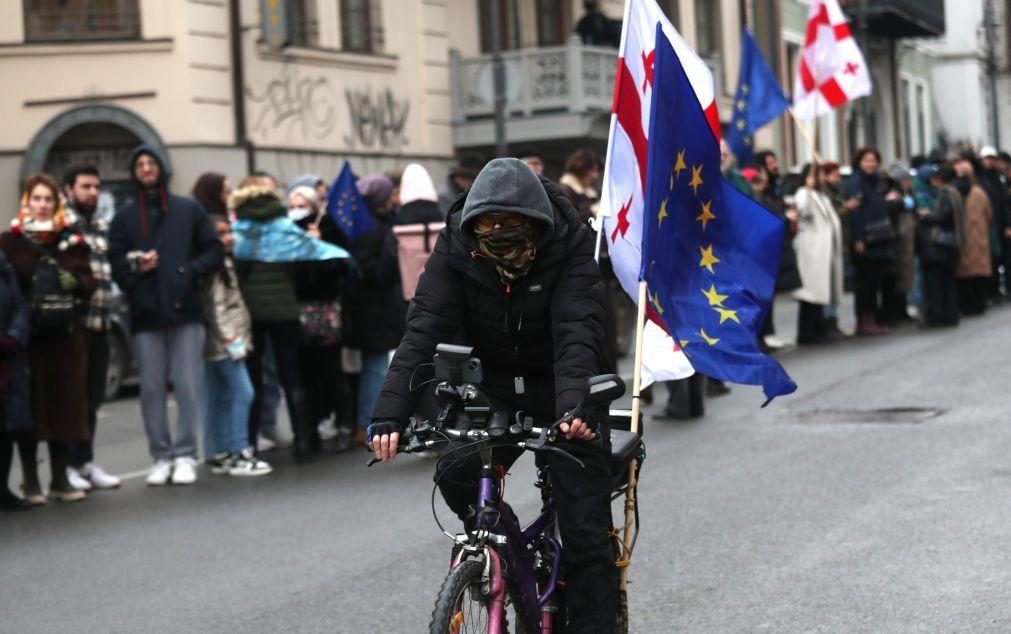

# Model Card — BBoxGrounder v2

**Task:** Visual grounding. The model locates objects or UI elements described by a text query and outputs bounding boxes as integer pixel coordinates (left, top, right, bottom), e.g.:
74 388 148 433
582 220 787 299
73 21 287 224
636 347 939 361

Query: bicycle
368 344 645 633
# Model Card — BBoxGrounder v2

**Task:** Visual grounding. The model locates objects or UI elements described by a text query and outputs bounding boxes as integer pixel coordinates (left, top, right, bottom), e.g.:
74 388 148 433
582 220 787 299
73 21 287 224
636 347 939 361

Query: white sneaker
146 460 173 486
81 463 121 490
256 435 277 453
170 457 198 485
317 418 339 441
763 335 787 349
228 449 273 477
66 467 93 492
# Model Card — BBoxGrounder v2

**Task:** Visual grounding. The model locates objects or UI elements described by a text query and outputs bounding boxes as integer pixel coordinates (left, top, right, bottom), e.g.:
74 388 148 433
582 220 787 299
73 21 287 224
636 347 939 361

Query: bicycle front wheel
430 558 525 634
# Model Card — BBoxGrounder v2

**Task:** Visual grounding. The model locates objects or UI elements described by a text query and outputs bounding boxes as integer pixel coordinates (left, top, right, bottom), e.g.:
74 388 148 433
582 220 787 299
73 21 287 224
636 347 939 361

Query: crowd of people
1 137 1008 509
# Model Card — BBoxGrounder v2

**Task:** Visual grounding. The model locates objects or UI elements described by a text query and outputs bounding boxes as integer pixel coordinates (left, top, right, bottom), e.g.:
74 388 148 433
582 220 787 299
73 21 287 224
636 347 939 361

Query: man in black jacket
108 146 223 486
369 158 617 632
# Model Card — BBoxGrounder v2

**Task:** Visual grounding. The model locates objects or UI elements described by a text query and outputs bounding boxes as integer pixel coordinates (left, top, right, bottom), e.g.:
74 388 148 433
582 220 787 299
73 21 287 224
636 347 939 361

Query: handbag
298 301 342 346
863 217 895 245
928 226 958 250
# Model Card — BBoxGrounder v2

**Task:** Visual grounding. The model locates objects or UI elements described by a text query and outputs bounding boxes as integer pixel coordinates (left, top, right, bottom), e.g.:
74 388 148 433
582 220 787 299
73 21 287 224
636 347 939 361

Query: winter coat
792 187 843 306
890 190 917 294
397 200 444 225
293 213 350 303
558 173 599 224
917 185 963 269
0 251 31 434
202 257 252 361
373 164 608 425
342 210 407 351
954 184 993 279
232 187 300 323
437 177 465 215
108 145 224 333
978 168 1008 259
759 192 802 292
0 233 95 442
844 170 897 262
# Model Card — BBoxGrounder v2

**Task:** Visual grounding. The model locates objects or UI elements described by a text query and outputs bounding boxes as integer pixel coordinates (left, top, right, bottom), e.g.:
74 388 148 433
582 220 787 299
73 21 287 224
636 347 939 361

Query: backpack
30 255 76 338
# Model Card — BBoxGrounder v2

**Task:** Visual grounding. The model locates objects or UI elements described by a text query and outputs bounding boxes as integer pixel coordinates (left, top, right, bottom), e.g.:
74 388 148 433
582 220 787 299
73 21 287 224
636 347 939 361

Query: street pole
228 0 254 175
489 0 508 157
857 0 876 148
984 0 1001 148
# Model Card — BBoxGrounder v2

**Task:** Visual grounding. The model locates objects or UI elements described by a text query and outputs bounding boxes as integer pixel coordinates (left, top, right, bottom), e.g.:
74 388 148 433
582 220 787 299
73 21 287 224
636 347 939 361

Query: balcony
450 37 617 148
840 0 945 39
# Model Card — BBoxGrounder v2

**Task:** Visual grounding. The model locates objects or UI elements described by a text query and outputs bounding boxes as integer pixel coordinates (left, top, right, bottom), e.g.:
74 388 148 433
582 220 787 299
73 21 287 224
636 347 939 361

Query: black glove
366 419 402 440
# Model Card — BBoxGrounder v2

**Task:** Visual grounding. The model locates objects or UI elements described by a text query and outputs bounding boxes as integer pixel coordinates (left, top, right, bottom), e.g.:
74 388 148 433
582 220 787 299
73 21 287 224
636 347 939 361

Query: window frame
22 0 142 44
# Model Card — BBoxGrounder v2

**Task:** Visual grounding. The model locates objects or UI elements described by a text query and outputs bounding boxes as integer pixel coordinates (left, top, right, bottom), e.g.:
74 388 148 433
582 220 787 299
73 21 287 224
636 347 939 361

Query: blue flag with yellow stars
640 24 796 402
326 161 374 241
726 28 790 165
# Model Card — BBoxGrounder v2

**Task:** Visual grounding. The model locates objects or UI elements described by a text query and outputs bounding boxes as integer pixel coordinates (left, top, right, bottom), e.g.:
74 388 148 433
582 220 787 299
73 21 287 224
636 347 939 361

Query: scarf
232 216 350 262
472 220 539 283
11 195 76 246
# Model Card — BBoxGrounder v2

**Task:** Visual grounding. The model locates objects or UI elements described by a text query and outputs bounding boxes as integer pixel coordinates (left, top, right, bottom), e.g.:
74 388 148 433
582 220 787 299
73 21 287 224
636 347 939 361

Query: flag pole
787 107 824 165
619 279 648 594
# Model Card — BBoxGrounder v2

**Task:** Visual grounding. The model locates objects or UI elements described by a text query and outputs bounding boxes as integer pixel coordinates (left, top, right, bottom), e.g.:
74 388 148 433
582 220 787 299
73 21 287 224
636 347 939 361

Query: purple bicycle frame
460 469 562 633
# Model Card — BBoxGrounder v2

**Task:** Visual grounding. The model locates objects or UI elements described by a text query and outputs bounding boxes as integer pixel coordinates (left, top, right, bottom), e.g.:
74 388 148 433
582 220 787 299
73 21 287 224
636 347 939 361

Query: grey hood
461 158 555 238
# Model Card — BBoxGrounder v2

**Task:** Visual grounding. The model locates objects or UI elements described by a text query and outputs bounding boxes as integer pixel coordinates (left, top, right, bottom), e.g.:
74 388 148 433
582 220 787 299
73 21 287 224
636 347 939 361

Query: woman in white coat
793 163 845 344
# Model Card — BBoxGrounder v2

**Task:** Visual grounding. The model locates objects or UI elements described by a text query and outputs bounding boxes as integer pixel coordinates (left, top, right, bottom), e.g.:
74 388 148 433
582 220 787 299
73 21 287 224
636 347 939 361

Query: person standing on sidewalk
108 146 224 486
61 165 121 491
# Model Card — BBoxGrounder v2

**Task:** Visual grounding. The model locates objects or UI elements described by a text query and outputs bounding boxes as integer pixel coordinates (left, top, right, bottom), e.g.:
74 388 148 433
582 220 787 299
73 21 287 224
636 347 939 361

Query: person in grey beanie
368 158 619 632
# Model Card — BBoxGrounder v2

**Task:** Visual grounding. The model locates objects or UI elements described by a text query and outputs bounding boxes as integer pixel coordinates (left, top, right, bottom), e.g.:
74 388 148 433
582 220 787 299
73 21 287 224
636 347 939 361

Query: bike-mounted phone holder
434 343 483 385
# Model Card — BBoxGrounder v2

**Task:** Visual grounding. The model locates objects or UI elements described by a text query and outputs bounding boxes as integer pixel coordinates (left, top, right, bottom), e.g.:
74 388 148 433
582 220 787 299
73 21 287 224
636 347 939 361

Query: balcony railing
450 37 618 122
23 7 141 43
840 0 945 39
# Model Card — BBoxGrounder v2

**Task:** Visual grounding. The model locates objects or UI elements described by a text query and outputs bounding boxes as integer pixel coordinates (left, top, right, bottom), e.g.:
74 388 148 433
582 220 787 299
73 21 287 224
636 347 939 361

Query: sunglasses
473 213 527 232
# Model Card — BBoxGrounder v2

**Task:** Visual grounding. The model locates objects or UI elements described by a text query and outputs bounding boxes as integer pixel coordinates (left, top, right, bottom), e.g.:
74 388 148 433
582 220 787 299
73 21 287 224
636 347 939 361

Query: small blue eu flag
726 28 790 165
640 24 796 402
326 161 374 241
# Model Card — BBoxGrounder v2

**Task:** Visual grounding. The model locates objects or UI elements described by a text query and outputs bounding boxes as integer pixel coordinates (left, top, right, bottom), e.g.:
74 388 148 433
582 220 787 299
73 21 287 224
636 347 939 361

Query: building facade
0 0 458 222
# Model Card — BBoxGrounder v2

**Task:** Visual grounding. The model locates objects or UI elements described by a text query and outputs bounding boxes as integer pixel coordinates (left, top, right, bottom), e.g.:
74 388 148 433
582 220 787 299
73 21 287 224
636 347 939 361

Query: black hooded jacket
372 165 608 426
108 145 223 332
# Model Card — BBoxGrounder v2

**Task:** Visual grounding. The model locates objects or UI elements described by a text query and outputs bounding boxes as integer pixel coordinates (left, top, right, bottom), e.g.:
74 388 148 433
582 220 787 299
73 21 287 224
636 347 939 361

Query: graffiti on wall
247 67 338 141
344 87 410 151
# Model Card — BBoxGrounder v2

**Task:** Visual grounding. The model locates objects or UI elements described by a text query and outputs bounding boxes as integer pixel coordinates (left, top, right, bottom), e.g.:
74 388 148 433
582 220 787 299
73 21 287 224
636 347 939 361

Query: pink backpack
393 222 445 300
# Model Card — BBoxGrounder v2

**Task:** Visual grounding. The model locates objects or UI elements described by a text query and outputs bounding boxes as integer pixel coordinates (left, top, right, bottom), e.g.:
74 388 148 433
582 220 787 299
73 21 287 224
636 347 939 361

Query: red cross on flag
599 0 712 385
792 0 872 120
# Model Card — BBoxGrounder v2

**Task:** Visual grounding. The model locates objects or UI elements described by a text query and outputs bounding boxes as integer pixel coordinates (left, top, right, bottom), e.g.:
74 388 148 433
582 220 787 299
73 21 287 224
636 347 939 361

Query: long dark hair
192 172 227 215
207 213 233 287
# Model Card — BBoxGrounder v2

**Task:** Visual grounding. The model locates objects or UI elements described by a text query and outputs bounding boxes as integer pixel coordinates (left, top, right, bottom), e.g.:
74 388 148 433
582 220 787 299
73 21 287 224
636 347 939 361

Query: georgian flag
599 0 715 386
792 0 872 119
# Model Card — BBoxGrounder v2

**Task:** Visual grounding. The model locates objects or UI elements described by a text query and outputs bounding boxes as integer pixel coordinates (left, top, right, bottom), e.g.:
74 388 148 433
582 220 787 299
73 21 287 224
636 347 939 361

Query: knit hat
356 174 394 207
399 163 438 205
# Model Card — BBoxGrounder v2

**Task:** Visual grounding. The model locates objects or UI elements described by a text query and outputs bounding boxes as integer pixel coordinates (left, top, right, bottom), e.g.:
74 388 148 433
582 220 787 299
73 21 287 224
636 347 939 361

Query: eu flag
640 24 796 402
326 161 374 241
725 28 790 165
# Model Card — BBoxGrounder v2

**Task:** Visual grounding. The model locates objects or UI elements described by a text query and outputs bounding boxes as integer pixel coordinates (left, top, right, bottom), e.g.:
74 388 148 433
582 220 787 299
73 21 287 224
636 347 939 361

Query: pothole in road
793 407 945 425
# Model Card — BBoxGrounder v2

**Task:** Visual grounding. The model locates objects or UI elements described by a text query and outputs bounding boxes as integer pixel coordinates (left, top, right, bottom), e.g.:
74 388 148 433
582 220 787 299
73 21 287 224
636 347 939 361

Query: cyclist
369 157 618 632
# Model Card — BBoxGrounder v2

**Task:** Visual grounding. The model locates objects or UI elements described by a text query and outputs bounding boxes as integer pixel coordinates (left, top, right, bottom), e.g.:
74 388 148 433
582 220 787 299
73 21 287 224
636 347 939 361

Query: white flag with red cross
599 0 713 386
792 0 872 120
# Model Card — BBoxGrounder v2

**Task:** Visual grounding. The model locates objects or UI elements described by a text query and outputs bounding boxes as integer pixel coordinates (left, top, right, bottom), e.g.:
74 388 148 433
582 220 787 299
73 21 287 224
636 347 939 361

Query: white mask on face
288 206 311 221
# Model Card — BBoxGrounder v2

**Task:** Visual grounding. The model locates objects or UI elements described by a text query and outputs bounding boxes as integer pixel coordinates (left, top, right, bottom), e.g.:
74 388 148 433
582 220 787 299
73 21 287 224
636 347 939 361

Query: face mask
288 206 311 221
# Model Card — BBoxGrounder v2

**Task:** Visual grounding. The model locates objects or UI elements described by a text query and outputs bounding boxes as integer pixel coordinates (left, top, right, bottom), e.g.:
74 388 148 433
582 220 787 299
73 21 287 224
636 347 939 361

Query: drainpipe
984 0 1001 147
229 0 255 174
858 0 876 148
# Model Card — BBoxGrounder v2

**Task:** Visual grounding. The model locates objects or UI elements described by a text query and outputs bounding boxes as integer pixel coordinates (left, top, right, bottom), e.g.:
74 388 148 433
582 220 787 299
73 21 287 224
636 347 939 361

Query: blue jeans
357 350 391 430
204 358 254 455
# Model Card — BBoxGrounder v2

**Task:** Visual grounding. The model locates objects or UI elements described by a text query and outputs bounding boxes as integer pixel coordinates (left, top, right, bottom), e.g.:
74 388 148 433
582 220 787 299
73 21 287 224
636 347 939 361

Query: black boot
287 388 313 464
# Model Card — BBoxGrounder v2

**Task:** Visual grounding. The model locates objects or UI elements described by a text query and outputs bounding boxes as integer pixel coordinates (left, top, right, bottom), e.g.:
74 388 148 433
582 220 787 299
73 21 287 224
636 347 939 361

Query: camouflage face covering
472 215 539 283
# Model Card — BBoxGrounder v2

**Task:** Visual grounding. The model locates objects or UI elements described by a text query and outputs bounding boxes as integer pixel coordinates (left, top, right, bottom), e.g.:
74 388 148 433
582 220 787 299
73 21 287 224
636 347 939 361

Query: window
23 0 140 43
288 0 319 48
695 0 720 57
536 0 570 46
478 0 518 53
341 0 384 53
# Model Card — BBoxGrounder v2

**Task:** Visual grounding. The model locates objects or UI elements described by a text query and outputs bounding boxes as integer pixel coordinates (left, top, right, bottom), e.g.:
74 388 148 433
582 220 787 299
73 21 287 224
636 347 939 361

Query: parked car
105 283 138 400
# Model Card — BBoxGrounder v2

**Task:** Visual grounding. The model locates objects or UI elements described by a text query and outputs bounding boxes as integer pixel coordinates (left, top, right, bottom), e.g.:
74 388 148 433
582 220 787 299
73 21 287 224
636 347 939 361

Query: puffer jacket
0 251 31 433
202 257 252 361
373 160 609 425
231 186 299 323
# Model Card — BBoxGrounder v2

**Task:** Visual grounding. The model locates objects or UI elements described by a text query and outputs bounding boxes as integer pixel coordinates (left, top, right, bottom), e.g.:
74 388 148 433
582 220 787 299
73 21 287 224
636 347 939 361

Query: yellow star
672 149 687 182
736 100 746 112
698 244 720 274
679 339 690 348
698 328 720 346
696 200 715 230
735 120 746 130
701 284 727 307
689 165 704 195
648 289 664 316
657 196 669 228
713 306 740 324
741 84 750 95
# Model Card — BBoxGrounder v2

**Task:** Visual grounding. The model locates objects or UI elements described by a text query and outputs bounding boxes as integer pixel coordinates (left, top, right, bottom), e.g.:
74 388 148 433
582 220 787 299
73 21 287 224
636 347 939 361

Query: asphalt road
4 299 1011 633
